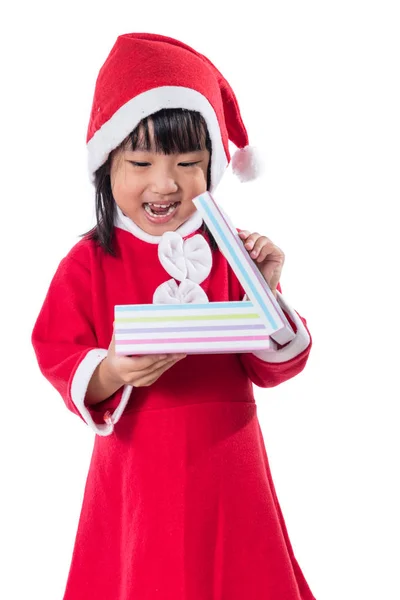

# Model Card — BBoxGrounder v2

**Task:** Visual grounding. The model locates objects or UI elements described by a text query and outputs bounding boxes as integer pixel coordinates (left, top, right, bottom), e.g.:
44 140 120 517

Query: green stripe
115 313 260 324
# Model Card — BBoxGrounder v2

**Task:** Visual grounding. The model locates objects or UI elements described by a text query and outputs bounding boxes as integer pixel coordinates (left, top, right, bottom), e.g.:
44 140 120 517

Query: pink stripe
117 335 270 345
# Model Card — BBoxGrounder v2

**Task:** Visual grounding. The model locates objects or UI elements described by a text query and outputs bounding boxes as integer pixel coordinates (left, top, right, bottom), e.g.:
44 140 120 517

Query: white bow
157 232 212 284
153 279 209 304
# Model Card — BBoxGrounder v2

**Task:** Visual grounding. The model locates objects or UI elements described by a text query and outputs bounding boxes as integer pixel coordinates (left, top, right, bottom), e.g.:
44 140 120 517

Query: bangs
86 107 216 255
126 108 210 154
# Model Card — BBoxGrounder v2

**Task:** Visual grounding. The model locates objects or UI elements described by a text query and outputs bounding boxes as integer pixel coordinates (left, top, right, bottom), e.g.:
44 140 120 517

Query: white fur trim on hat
87 86 229 191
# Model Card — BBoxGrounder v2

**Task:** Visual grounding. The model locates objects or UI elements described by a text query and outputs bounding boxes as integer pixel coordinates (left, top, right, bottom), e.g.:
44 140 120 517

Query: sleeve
31 254 133 436
240 282 312 388
227 240 312 387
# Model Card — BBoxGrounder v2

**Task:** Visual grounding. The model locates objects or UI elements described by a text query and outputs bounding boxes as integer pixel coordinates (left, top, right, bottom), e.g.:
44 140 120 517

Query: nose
149 167 179 195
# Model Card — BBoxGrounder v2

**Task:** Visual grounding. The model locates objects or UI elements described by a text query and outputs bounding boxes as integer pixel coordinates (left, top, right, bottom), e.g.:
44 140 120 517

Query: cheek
112 172 141 203
110 166 124 197
190 167 208 189
111 180 126 205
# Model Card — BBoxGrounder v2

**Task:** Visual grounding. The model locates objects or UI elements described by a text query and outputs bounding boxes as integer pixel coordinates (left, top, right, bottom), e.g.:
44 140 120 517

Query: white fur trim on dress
158 232 212 283
114 205 204 244
153 279 209 304
87 86 228 191
242 291 310 363
70 349 133 436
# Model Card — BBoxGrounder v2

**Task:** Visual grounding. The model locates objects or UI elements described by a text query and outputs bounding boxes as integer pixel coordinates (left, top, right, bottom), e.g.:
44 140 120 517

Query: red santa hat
87 33 262 190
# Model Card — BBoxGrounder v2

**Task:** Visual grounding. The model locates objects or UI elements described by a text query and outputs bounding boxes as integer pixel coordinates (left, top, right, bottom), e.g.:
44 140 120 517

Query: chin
148 219 185 235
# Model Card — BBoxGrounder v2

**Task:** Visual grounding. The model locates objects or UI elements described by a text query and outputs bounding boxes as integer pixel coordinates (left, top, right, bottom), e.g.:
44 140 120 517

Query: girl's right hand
104 331 187 388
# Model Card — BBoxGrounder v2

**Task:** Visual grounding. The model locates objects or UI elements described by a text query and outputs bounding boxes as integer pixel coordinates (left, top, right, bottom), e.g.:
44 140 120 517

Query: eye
129 161 151 167
179 161 201 167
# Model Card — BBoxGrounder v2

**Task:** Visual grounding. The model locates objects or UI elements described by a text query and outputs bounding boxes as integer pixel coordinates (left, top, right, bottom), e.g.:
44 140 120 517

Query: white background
1 1 399 598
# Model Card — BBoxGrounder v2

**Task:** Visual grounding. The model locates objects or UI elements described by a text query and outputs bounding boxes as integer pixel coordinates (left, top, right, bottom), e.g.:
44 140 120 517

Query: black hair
83 108 217 255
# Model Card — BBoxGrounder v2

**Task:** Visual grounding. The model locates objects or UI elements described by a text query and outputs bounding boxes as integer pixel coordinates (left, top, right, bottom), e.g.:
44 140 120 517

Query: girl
32 33 315 600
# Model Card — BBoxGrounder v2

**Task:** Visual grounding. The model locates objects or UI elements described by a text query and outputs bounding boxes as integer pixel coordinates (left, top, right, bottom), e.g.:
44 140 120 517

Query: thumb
108 325 116 354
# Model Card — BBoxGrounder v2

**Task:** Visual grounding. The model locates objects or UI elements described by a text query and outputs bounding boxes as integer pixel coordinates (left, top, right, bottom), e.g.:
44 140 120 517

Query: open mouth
143 201 181 219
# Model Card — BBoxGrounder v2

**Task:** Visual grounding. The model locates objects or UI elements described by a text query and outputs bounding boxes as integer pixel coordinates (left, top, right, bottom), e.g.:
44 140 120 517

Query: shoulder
68 234 99 259
60 235 106 269
50 236 103 285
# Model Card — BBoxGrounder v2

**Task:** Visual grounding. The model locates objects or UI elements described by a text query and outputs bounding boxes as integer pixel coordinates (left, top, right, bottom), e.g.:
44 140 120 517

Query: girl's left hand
238 230 285 298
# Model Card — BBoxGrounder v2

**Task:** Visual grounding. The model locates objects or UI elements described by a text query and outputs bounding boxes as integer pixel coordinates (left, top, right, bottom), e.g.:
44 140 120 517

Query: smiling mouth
143 201 181 218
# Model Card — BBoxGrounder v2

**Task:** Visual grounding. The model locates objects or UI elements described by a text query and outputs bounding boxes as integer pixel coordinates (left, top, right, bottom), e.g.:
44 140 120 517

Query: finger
146 354 186 374
124 353 171 370
132 366 165 388
243 232 261 252
127 354 186 379
111 354 167 381
252 240 274 261
108 329 116 353
238 229 251 239
133 356 186 387
255 246 271 262
249 236 270 258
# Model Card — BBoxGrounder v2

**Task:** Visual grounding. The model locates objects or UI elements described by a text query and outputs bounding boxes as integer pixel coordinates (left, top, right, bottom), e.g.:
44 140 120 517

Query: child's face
110 124 210 236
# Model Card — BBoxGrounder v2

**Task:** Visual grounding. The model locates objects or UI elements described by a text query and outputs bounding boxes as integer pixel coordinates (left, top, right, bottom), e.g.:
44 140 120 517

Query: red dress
32 212 316 600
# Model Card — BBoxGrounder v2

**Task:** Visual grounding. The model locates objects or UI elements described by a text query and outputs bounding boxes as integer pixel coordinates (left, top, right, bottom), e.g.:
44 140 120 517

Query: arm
85 357 124 406
240 282 312 388
233 227 311 386
31 253 133 436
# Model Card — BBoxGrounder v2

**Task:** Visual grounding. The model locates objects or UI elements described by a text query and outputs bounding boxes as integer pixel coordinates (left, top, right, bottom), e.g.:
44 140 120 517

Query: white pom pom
231 145 264 182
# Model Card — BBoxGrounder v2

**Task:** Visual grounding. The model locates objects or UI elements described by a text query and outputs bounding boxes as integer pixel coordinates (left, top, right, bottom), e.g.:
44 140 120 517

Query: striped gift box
114 301 275 355
192 192 295 346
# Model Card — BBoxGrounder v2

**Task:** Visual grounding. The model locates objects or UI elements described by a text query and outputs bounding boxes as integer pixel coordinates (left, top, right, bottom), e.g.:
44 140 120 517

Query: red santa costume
32 34 316 600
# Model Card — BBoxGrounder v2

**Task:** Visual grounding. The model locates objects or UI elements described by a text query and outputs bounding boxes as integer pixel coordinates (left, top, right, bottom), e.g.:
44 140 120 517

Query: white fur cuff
252 291 311 363
70 349 133 436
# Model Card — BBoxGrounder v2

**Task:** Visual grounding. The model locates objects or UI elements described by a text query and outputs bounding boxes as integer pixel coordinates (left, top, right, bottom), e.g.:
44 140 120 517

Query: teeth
144 202 178 217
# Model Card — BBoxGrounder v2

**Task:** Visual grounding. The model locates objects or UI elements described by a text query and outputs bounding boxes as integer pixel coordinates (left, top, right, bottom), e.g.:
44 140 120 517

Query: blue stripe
196 195 278 329
115 301 253 312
